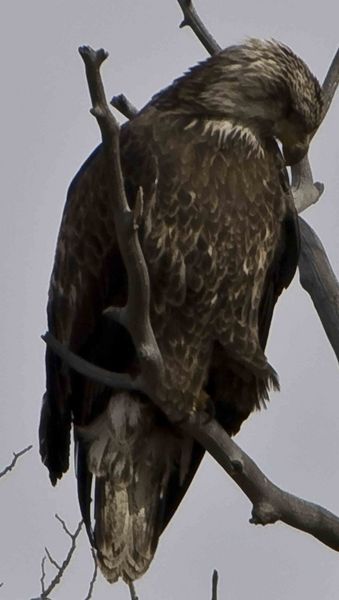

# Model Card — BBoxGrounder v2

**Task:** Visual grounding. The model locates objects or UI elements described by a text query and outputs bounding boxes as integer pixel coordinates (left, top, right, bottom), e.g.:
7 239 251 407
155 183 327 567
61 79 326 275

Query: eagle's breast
122 112 287 408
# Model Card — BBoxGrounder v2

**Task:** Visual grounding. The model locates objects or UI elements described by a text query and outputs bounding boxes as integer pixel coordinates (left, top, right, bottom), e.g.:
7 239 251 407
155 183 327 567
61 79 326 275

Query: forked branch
0 445 32 479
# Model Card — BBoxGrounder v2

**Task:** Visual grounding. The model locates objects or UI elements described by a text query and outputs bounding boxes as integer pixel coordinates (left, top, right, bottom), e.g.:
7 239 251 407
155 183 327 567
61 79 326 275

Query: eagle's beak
282 131 312 166
282 140 309 166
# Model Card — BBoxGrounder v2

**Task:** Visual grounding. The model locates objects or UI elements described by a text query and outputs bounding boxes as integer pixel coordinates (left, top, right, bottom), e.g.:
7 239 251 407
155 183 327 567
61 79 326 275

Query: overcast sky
1 1 338 599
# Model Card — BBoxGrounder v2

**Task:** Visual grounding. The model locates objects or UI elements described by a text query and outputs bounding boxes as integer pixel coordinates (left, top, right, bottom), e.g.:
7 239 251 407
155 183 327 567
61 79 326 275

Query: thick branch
298 218 339 360
42 331 144 391
176 0 221 56
185 413 339 551
0 445 32 479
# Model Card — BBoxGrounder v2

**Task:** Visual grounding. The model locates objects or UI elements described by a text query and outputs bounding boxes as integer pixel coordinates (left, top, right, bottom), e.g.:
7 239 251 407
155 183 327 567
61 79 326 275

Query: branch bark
177 0 221 55
31 516 83 600
0 445 32 479
298 218 339 358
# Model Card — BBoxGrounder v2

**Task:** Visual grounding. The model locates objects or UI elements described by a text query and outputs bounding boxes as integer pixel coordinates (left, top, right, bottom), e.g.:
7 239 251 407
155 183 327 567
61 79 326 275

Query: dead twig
38 516 83 599
0 445 32 479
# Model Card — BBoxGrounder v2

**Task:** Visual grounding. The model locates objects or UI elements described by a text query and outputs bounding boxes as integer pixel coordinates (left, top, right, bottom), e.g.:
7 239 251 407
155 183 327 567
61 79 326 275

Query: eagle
39 39 322 583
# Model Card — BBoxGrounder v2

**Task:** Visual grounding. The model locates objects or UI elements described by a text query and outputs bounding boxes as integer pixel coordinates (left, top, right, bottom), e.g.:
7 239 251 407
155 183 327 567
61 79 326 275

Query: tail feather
77 392 190 583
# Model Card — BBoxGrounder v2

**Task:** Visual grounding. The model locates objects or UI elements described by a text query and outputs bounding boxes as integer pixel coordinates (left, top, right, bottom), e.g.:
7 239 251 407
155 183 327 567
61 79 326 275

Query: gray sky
1 1 338 598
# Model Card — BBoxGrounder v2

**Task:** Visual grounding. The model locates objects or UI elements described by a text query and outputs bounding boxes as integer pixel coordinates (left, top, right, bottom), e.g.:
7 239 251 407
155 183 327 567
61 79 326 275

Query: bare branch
129 582 139 600
83 548 98 600
176 0 221 55
45 546 61 571
37 516 83 599
211 570 218 600
185 412 339 551
0 445 32 479
40 556 47 596
111 93 138 119
320 47 339 122
78 45 168 412
298 218 339 361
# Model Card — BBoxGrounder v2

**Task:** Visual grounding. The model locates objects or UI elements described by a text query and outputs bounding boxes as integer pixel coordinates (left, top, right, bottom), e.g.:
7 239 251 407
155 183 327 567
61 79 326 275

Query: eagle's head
154 39 323 165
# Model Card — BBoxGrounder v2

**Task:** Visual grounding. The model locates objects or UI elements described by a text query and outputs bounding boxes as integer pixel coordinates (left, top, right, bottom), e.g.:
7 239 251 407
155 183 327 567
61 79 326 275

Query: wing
258 167 300 349
39 144 127 484
39 115 206 549
207 149 300 436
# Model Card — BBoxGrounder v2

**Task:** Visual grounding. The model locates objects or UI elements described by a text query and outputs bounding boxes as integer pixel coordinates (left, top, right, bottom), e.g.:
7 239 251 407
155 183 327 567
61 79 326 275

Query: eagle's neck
152 59 284 142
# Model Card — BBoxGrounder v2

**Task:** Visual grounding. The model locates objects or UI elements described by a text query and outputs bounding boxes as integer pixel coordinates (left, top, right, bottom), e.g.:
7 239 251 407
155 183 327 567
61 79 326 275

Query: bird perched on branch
40 39 322 583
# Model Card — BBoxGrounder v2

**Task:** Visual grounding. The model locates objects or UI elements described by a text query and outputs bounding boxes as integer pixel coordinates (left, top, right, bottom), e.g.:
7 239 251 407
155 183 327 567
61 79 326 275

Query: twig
176 0 221 55
129 581 139 600
211 570 218 600
111 93 138 119
298 218 339 360
83 548 98 600
38 516 83 599
0 445 32 479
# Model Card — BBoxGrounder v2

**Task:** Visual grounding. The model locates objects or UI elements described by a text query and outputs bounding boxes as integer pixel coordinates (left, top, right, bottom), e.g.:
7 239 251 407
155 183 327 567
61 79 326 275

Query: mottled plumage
40 39 322 582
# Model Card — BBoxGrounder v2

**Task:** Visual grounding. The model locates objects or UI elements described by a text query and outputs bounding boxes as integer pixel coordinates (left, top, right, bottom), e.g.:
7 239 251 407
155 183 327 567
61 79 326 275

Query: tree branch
298 218 339 359
0 445 32 479
83 548 98 600
35 516 83 600
176 0 221 55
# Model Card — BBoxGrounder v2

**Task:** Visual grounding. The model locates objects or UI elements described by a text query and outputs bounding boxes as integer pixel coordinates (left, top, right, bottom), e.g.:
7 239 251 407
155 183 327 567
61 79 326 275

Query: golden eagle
40 40 322 583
